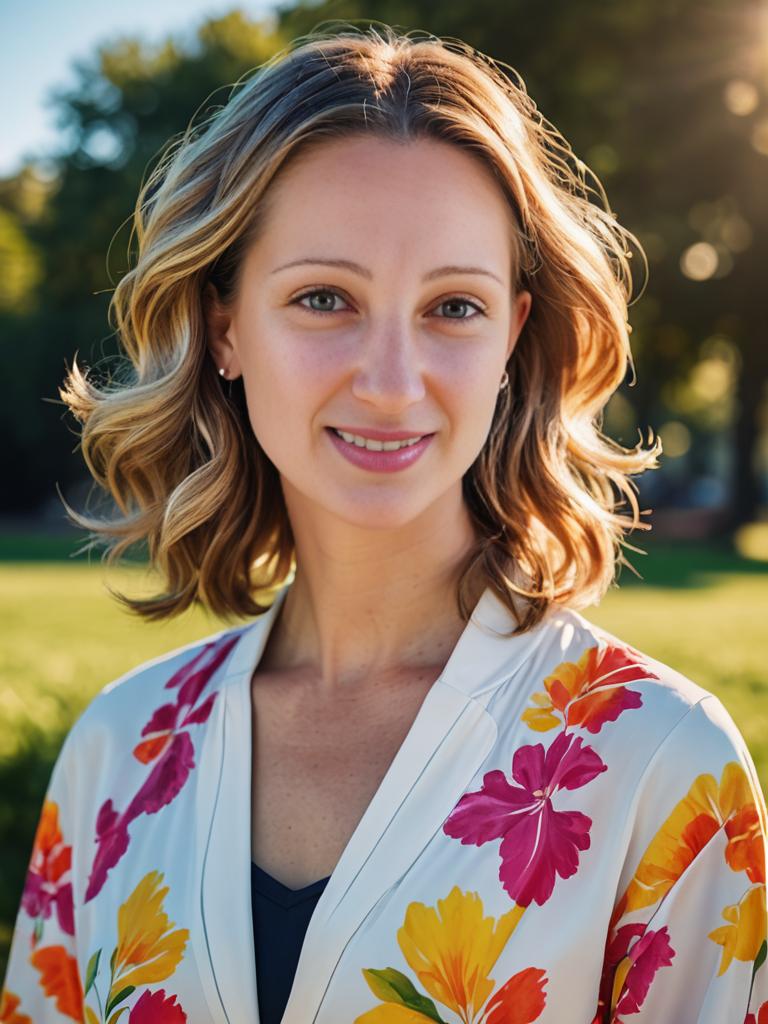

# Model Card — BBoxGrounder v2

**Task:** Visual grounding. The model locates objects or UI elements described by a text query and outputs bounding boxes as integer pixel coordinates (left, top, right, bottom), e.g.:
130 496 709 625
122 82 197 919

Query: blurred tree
0 11 287 515
2 1 766 525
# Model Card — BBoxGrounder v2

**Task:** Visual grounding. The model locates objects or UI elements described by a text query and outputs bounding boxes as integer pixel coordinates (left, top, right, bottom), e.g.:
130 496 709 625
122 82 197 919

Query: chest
249 668 440 888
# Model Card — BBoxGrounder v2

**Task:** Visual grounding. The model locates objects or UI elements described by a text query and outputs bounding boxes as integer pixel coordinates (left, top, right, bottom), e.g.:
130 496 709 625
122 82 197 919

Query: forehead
247 134 515 272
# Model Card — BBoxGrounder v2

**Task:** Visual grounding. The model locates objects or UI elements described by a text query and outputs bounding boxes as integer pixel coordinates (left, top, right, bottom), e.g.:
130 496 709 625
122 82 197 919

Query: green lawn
1 536 767 978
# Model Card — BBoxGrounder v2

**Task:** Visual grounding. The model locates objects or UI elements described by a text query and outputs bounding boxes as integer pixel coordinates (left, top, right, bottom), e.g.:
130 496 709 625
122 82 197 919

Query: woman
2 23 766 1024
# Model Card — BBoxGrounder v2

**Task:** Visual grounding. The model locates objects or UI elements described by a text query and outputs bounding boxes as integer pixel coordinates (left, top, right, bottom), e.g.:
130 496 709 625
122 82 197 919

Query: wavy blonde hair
59 21 662 634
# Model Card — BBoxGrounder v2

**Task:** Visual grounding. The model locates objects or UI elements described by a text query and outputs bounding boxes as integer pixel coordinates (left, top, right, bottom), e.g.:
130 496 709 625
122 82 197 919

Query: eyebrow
270 257 504 285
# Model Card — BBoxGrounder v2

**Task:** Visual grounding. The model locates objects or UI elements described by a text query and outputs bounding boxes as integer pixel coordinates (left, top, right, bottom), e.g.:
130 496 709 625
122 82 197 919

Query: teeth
334 428 425 451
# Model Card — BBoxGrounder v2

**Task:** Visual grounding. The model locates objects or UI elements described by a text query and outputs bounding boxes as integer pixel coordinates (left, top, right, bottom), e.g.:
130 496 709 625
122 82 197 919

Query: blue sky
1 0 276 177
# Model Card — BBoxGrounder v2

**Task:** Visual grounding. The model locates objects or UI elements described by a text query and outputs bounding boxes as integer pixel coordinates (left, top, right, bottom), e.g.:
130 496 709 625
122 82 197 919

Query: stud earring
217 365 234 398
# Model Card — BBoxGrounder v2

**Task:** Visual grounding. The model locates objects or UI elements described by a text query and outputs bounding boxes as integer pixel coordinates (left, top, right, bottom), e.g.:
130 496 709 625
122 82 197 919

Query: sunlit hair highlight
59 21 662 634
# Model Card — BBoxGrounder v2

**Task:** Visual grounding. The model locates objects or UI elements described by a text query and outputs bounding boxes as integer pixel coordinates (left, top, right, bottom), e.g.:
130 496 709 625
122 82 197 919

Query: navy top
251 861 331 1023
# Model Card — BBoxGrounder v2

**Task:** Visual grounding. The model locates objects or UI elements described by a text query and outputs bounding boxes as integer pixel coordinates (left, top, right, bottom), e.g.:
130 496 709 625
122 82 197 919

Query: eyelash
290 287 488 322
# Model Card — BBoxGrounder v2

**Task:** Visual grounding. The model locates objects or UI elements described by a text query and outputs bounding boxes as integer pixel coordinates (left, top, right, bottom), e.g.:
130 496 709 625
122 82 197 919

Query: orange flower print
0 988 33 1024
29 944 84 1021
610 760 765 928
82 870 189 1022
724 796 766 884
520 643 651 735
354 886 547 1023
590 758 768 1020
21 799 75 945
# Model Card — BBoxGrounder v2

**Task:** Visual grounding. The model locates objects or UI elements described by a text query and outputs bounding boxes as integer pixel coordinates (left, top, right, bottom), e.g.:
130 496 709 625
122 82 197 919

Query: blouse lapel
195 579 555 1024
194 586 290 1024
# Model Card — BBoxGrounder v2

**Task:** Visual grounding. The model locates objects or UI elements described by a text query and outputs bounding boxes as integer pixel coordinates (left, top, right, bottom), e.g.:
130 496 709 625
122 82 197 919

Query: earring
218 365 234 398
499 370 509 391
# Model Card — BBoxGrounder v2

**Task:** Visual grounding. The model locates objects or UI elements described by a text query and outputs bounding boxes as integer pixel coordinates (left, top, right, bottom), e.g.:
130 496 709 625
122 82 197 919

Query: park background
1 0 767 980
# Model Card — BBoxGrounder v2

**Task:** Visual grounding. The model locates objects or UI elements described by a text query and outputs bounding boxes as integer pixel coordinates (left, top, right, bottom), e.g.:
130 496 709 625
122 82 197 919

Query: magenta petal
163 646 210 692
129 988 187 1023
85 816 130 903
95 798 119 839
545 732 608 792
20 871 47 920
605 923 646 969
174 635 240 708
124 731 196 819
498 801 593 907
86 730 197 903
175 668 215 711
510 731 606 795
180 692 217 728
510 740 547 793
141 702 180 738
442 769 537 845
55 882 75 936
615 926 675 1014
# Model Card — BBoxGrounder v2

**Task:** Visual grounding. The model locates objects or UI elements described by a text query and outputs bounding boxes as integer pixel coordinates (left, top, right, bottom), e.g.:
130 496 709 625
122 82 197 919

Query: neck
259 489 486 696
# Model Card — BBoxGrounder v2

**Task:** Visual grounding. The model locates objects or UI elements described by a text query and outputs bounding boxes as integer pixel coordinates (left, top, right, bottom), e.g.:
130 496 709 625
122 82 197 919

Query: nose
349 322 427 410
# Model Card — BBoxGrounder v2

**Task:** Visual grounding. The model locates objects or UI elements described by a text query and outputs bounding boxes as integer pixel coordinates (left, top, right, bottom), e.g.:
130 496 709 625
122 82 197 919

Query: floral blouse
1 579 767 1023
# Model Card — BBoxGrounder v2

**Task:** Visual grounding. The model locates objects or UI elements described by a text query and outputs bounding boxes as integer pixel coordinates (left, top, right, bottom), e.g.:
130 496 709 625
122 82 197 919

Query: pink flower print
85 633 240 902
20 800 75 944
613 925 675 1020
129 989 187 1023
443 730 607 907
591 922 675 1023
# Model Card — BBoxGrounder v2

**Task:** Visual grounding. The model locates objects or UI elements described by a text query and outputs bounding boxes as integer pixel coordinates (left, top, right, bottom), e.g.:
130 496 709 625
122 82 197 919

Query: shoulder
535 605 763 792
540 603 712 716
55 621 248 775
502 603 763 780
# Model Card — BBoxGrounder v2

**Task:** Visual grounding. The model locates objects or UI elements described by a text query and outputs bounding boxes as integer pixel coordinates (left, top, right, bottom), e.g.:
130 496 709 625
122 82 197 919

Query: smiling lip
330 426 435 441
326 426 434 473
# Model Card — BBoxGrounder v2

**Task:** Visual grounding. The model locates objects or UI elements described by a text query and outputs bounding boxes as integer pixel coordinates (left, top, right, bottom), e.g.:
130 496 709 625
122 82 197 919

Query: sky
0 0 277 178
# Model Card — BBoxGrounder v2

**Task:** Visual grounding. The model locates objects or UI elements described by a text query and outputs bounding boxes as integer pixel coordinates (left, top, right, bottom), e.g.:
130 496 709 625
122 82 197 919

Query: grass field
1 532 767 977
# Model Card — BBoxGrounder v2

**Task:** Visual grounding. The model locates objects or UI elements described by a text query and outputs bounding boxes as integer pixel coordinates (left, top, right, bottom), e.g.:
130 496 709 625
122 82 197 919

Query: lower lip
325 428 435 472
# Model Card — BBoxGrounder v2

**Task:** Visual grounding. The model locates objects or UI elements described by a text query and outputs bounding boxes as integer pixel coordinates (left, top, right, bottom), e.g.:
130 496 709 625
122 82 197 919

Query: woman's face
207 134 531 532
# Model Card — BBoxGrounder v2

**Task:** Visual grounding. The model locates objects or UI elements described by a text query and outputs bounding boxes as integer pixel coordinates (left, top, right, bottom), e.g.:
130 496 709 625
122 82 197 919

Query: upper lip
329 426 435 441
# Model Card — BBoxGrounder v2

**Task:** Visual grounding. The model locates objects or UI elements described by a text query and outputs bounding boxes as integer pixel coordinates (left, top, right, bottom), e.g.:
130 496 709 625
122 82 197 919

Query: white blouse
2 579 767 1023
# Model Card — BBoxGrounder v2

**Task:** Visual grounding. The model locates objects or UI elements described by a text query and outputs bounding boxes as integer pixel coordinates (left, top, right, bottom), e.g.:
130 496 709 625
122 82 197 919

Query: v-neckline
251 860 331 908
197 577 560 1024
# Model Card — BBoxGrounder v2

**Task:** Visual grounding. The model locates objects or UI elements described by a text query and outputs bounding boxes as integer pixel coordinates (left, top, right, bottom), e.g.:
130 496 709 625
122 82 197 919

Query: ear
202 281 241 379
506 289 532 361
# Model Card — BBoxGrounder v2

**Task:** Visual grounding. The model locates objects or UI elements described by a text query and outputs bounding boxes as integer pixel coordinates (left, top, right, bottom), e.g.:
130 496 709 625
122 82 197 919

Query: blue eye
293 289 350 315
435 297 486 321
290 287 487 321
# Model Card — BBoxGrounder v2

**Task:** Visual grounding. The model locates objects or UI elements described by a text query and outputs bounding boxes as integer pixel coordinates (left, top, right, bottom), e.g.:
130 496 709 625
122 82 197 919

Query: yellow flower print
111 871 189 992
521 690 560 734
708 883 767 976
82 870 190 1022
397 886 523 1018
355 887 547 1024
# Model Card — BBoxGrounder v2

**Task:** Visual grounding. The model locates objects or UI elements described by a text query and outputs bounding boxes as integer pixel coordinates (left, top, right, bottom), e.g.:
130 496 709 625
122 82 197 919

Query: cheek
441 356 500 427
440 359 505 469
237 332 329 453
